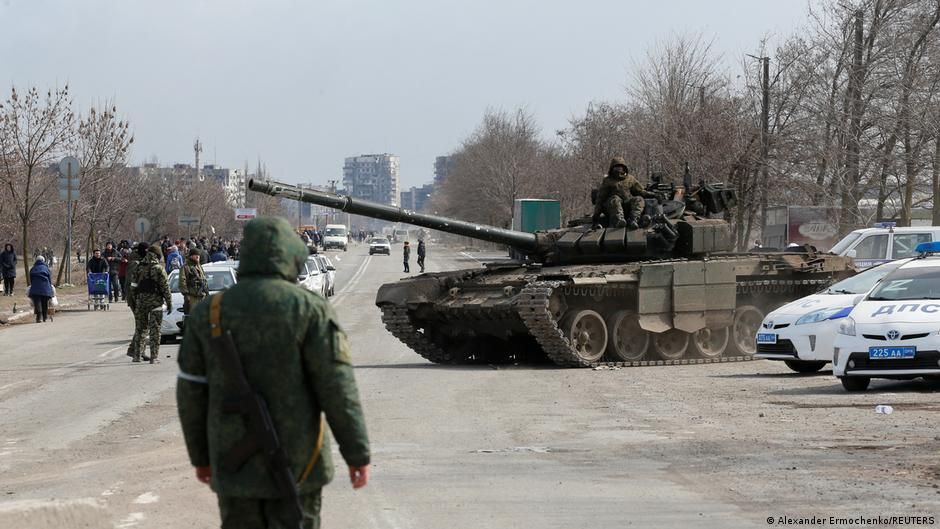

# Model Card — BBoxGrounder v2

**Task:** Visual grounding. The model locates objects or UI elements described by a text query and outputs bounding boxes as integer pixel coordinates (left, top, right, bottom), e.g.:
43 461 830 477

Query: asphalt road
2 242 940 528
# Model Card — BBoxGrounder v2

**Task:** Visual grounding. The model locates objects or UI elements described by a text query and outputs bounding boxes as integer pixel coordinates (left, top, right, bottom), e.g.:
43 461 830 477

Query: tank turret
248 179 736 265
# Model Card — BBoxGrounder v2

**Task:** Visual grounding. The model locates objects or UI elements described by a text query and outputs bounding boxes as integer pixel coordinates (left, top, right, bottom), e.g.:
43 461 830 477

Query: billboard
786 207 841 251
235 208 257 221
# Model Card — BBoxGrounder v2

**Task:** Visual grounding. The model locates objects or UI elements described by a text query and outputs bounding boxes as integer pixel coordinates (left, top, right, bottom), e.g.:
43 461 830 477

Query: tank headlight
837 317 856 336
796 307 851 325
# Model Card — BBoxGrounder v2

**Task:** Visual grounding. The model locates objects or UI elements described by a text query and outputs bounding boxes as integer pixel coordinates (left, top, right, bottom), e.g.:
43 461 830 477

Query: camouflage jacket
176 217 371 497
127 247 171 311
593 174 647 215
179 261 207 298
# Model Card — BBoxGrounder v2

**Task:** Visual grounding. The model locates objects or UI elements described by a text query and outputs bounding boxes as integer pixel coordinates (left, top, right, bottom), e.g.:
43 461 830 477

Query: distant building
126 163 246 207
399 183 434 212
343 154 400 206
434 155 456 185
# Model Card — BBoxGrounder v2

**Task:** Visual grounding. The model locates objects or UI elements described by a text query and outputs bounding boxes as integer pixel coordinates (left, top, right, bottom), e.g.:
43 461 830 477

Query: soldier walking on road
403 240 411 273
180 248 208 315
417 239 426 273
176 217 371 529
127 244 171 364
591 157 656 230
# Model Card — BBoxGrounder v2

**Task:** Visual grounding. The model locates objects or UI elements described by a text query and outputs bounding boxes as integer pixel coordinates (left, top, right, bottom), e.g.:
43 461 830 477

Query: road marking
116 512 145 528
332 254 372 306
132 492 159 504
97 346 124 358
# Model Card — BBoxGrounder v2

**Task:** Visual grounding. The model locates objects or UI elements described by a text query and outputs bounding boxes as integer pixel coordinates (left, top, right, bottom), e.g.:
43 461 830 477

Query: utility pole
194 138 203 184
752 55 771 242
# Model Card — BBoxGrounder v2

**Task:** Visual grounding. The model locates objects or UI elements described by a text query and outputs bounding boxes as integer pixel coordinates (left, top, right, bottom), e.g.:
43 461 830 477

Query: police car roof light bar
914 241 940 256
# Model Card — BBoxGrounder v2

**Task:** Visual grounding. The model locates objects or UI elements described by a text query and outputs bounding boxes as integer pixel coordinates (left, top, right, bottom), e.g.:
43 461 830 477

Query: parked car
299 259 327 297
161 264 238 342
369 237 391 255
829 225 940 269
833 242 940 391
311 254 336 296
756 259 908 372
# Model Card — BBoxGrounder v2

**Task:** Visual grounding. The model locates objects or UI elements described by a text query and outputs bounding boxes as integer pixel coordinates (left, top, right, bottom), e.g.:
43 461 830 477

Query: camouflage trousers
130 306 163 362
218 490 322 529
605 195 644 224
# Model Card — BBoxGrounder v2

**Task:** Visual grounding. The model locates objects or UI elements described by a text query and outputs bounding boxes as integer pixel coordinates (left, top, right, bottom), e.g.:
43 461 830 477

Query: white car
161 264 239 342
756 259 908 372
369 238 391 255
829 225 940 269
833 244 940 391
299 259 327 297
311 254 336 296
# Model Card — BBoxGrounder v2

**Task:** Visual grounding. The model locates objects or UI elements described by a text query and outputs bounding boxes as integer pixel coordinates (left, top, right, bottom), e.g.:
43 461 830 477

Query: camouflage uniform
125 246 148 359
127 244 171 364
179 250 208 315
177 217 371 529
592 157 649 228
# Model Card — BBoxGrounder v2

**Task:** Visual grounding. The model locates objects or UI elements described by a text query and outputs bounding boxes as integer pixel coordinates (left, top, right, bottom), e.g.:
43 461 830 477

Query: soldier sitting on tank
592 157 658 230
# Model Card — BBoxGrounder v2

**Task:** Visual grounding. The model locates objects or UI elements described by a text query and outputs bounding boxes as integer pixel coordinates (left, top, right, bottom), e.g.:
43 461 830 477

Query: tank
249 178 856 367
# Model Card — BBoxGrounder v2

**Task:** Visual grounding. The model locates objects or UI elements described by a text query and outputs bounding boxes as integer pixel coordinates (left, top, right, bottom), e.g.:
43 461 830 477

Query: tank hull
376 253 855 367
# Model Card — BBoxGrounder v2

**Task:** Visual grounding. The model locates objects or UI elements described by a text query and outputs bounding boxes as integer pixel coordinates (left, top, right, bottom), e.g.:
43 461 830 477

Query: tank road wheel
690 327 730 359
728 305 765 357
652 329 689 360
606 310 649 362
562 310 608 364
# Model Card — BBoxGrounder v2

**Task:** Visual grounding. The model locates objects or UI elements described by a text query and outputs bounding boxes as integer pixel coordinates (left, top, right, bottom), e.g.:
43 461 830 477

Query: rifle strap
210 292 223 338
297 414 325 486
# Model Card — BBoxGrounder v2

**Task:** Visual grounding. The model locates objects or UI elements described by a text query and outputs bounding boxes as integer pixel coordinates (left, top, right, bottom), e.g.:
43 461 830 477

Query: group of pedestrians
402 239 427 273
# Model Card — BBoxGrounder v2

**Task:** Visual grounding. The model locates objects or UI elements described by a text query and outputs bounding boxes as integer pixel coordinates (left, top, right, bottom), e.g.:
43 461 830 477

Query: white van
830 225 940 269
322 224 348 251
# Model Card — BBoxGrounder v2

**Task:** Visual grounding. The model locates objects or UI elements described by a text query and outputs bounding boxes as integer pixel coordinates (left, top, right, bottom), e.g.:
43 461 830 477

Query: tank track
515 280 758 368
384 277 836 368
380 306 450 364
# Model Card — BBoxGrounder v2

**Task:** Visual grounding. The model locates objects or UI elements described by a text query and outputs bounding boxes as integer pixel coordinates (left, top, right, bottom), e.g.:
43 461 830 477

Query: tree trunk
840 10 864 236
901 128 915 227
21 222 29 287
932 134 940 225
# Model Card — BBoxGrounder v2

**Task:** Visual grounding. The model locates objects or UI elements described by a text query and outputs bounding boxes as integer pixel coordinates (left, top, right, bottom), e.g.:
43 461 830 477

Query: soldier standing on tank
176 217 371 529
180 248 208 315
402 241 411 273
127 244 172 364
416 239 426 273
592 157 656 230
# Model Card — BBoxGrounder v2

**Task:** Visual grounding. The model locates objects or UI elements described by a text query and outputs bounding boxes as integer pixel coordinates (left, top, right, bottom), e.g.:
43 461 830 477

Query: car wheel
840 376 871 392
159 335 168 345
784 360 827 373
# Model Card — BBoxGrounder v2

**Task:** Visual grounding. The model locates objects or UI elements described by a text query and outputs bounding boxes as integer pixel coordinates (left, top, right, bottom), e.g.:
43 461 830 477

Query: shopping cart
87 272 110 311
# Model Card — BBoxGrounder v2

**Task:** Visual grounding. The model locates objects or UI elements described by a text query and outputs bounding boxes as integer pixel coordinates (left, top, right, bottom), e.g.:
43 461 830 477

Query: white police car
756 259 907 373
833 242 940 391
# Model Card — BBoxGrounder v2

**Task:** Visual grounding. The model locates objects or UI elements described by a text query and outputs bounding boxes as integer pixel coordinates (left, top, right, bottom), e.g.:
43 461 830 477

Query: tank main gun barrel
248 179 540 251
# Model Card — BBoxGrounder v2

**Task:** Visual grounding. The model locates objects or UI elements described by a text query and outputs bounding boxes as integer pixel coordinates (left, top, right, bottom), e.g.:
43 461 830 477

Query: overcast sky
0 0 809 188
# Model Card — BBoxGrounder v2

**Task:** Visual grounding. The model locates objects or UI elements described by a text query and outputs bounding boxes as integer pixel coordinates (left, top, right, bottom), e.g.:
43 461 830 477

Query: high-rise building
399 183 435 212
434 155 457 185
343 154 400 206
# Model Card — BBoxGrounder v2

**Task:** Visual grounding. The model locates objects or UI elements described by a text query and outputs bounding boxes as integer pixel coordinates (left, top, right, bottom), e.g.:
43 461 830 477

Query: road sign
178 215 200 228
135 217 152 236
235 208 257 221
58 156 81 202
58 156 80 177
58 178 80 201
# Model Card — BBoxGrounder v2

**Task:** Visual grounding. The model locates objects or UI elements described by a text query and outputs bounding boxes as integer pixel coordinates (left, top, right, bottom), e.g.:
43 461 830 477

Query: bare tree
0 86 75 281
